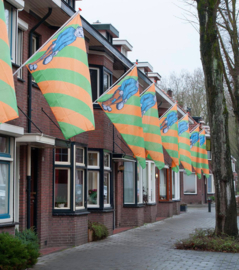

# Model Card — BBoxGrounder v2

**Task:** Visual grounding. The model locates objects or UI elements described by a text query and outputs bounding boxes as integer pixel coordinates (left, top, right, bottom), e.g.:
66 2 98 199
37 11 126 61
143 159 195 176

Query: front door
30 148 38 231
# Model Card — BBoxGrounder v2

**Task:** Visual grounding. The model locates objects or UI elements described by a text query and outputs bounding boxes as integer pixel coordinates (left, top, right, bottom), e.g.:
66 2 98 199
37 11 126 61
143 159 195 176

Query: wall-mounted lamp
155 173 159 178
118 165 124 173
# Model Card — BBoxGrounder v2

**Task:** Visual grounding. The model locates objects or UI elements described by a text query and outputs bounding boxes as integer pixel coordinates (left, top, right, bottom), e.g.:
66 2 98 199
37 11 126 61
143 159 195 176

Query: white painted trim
0 124 24 137
113 39 133 51
5 0 24 9
88 151 100 169
136 62 154 72
16 133 55 146
18 18 28 31
52 0 61 7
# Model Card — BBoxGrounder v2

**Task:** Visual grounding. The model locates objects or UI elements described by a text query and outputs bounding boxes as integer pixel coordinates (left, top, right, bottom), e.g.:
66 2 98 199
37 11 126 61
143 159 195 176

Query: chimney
167 89 173 97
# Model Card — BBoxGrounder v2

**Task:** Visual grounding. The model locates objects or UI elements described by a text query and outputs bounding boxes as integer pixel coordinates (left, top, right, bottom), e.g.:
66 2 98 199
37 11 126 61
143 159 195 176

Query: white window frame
172 172 180 200
183 173 197 194
207 151 212 160
54 168 70 209
76 147 84 166
103 71 111 93
137 164 143 204
124 161 135 204
103 171 110 207
4 1 17 63
104 152 110 170
75 169 84 210
16 28 23 78
55 148 70 165
87 171 100 208
88 151 100 169
207 174 215 194
89 67 100 102
0 137 14 224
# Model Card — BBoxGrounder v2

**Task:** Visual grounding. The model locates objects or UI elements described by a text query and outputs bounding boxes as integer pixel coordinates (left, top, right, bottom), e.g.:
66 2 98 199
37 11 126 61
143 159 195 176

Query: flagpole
13 9 81 76
159 102 177 120
94 64 136 104
140 83 154 96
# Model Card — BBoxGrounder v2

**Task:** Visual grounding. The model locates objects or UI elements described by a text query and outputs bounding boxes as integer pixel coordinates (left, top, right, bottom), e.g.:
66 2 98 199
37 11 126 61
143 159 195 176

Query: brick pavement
33 207 239 270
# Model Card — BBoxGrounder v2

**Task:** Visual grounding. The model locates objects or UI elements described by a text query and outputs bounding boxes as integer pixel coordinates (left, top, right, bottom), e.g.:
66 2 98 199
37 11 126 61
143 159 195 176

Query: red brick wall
173 201 180 215
0 226 15 235
88 212 113 236
120 207 145 227
144 204 157 223
157 202 174 217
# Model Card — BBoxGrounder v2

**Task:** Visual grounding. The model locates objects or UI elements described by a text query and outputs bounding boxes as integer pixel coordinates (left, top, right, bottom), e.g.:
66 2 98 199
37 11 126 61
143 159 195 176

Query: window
207 151 211 160
104 172 110 206
32 35 39 54
53 143 87 212
54 168 70 209
106 32 113 43
232 161 235 173
137 164 143 204
103 71 111 92
4 2 17 62
207 174 214 194
0 135 13 221
124 162 135 204
88 151 99 168
159 169 167 200
104 153 110 169
90 68 100 102
139 161 156 203
172 172 180 200
63 0 75 8
184 173 197 194
87 171 99 207
16 28 23 78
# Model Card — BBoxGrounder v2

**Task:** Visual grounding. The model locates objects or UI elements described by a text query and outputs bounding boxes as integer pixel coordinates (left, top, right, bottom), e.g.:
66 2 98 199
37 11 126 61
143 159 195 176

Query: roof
91 23 119 38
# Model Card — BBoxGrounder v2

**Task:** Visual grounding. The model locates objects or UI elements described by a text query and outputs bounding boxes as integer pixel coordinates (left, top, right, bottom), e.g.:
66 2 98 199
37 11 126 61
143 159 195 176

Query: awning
112 154 136 162
0 123 24 137
16 133 55 147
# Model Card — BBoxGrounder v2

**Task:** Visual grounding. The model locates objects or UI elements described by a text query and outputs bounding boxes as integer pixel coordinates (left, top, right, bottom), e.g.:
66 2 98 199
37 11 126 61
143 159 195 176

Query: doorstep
40 246 68 256
113 227 133 234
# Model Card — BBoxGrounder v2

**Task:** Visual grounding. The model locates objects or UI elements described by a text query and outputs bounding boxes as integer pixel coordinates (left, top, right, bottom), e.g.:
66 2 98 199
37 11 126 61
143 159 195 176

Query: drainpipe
27 8 52 229
28 8 52 133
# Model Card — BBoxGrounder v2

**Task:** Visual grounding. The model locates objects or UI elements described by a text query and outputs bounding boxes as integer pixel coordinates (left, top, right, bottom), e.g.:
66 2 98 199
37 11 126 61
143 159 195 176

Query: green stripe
179 132 190 139
162 136 178 145
166 149 178 159
172 166 179 173
0 2 5 22
28 47 88 67
107 113 142 127
144 108 158 117
145 141 164 152
32 69 91 95
0 39 11 67
184 168 192 176
143 124 160 134
137 156 146 169
0 80 18 113
121 134 144 148
58 121 85 140
45 93 94 125
180 155 191 164
179 142 190 150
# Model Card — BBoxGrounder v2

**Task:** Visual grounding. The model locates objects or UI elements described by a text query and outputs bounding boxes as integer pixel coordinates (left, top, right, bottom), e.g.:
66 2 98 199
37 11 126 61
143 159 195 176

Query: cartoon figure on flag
28 26 84 71
178 120 189 136
140 93 156 116
190 126 202 178
160 111 178 134
102 78 138 111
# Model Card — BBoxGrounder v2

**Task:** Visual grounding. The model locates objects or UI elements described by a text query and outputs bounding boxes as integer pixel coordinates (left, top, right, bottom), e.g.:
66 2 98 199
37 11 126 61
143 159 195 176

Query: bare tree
196 0 238 236
159 68 209 123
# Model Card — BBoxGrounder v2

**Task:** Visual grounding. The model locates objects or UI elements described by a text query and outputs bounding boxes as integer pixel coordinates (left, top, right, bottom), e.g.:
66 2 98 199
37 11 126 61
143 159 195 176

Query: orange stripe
144 133 162 144
179 137 190 145
0 59 14 90
115 123 144 138
110 104 142 117
146 150 164 161
0 19 9 46
129 66 138 77
69 14 83 27
0 101 18 123
142 115 159 126
32 57 90 83
37 81 93 109
179 148 191 157
163 142 179 151
52 107 94 131
161 128 178 138
181 161 192 172
128 144 145 159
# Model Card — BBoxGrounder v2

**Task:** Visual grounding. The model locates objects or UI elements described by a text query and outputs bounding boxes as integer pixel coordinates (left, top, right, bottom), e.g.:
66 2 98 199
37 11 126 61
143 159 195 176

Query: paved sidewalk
33 208 239 270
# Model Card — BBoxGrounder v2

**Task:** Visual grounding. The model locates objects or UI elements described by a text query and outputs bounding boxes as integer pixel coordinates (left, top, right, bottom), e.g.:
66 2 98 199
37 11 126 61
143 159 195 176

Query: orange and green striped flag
178 114 192 175
190 126 202 179
26 13 95 139
199 129 209 179
140 84 164 170
159 104 179 172
98 66 146 168
0 0 18 123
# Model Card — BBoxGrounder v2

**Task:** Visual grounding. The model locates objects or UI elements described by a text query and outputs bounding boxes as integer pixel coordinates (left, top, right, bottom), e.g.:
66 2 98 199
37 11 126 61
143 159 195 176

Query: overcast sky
76 0 201 79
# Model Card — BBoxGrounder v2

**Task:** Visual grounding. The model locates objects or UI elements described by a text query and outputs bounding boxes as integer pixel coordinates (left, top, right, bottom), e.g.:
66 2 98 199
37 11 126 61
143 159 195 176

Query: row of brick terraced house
0 0 216 250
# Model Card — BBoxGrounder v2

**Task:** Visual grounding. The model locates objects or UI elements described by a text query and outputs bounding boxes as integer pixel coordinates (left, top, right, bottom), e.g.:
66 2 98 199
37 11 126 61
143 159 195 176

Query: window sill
172 199 181 202
0 222 19 228
53 211 90 216
123 204 145 208
88 208 114 213
158 200 174 203
17 77 25 83
146 202 156 206
32 81 40 89
12 62 20 69
183 193 198 195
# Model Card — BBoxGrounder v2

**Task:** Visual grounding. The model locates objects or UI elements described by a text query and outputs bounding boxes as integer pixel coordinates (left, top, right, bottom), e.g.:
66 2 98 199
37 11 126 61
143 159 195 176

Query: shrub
0 232 29 270
88 221 109 241
175 228 239 253
15 228 40 267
